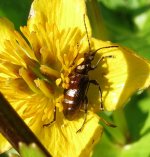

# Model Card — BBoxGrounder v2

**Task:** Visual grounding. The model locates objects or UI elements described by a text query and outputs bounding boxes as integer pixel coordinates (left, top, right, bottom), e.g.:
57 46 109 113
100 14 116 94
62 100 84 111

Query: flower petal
28 0 91 35
90 39 150 111
31 111 102 157
18 94 102 157
0 18 15 52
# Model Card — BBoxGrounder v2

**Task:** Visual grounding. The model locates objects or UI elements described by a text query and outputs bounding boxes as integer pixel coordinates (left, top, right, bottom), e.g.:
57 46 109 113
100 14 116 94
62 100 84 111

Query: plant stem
0 92 52 157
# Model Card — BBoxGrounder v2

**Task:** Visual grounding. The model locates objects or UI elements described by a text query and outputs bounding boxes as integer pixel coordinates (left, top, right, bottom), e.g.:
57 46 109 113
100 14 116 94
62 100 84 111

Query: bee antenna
83 14 91 53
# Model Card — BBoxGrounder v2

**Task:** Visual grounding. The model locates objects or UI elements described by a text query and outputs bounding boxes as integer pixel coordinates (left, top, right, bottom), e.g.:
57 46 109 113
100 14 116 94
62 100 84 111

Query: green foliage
93 92 150 157
0 144 47 157
90 0 150 157
93 0 150 58
0 0 32 30
19 143 46 157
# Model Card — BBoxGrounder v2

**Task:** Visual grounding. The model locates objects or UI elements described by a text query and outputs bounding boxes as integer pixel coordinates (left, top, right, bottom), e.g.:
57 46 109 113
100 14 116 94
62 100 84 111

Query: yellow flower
0 0 150 157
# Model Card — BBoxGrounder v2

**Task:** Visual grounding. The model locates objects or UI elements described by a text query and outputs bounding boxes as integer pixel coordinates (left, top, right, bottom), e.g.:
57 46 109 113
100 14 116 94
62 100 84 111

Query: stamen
40 65 60 78
19 67 40 93
34 79 54 98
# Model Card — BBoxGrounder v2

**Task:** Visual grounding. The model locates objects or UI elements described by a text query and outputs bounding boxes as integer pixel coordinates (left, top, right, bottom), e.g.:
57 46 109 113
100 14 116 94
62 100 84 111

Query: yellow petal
89 38 150 111
28 0 91 35
30 111 102 157
19 94 102 157
0 18 15 52
0 1 104 156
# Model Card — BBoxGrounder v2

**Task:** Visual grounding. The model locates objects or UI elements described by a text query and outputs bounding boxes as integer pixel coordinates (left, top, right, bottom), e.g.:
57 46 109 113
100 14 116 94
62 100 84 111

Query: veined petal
0 76 102 157
31 111 102 157
90 38 150 111
28 0 91 35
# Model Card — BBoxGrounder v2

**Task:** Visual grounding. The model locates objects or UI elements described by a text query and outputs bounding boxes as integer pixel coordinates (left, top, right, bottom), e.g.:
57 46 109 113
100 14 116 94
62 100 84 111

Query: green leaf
0 149 19 157
88 4 150 156
19 143 46 157
93 91 150 157
90 0 150 56
0 0 31 29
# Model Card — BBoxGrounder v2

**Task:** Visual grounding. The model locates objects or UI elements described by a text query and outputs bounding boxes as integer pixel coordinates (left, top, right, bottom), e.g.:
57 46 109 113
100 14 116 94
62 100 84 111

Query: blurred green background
86 1 150 157
0 0 150 157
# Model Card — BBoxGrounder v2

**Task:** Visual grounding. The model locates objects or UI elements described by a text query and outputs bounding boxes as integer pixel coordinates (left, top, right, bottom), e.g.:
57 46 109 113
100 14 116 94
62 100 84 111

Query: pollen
0 13 90 126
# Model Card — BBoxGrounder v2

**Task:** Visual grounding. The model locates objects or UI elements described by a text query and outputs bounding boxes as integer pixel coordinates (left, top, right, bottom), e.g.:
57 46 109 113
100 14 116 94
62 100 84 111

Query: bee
44 15 118 132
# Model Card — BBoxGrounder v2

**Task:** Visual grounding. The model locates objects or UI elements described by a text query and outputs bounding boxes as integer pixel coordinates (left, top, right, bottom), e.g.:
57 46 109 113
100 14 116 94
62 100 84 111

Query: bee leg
89 80 104 111
76 96 88 133
43 106 56 127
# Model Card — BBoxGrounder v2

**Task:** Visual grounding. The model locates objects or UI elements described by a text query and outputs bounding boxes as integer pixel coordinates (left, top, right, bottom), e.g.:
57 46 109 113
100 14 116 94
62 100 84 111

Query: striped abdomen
63 74 89 120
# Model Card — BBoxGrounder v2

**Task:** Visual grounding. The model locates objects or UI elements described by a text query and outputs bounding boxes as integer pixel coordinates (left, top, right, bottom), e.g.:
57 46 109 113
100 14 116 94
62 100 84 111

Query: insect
63 48 118 132
62 16 118 132
43 15 118 132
